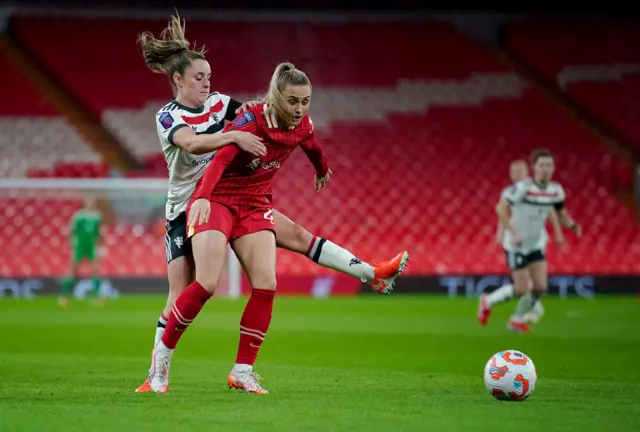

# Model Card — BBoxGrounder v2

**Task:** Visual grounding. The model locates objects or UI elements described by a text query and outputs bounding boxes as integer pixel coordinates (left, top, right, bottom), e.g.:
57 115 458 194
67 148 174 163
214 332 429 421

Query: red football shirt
192 103 329 207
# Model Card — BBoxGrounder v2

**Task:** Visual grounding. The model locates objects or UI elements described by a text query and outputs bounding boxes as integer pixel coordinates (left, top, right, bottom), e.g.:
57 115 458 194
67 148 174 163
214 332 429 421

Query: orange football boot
370 251 409 294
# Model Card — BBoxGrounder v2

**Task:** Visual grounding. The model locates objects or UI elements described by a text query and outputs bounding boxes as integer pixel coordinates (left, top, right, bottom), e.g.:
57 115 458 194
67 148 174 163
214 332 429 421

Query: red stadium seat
0 17 637 278
0 50 100 177
505 20 640 150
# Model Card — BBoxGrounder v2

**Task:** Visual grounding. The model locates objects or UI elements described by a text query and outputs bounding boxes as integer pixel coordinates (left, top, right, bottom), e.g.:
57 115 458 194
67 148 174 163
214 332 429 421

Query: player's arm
157 109 265 156
495 182 526 243
68 213 79 241
554 203 582 237
553 186 581 237
495 187 508 243
188 144 240 228
548 209 565 245
495 219 506 244
95 216 103 244
192 111 260 199
299 127 331 191
192 145 240 200
495 200 514 234
171 125 265 156
226 98 260 119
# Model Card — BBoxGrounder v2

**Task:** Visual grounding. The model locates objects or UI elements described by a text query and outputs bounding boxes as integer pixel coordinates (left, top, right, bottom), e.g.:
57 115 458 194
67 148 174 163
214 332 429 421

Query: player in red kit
149 63 334 394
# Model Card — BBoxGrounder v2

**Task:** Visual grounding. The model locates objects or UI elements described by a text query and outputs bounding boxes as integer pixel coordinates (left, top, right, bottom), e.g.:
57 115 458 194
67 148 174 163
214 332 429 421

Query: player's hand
572 223 582 238
188 198 211 227
510 230 523 247
232 131 267 156
555 235 566 249
496 230 505 245
314 169 332 192
236 100 260 114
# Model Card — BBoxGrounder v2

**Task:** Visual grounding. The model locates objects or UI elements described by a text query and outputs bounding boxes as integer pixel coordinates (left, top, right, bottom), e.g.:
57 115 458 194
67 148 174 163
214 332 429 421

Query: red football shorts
187 200 275 241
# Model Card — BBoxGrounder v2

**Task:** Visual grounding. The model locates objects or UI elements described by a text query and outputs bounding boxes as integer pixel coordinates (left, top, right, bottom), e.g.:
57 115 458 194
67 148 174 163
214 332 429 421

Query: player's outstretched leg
227 230 276 395
478 256 531 329
273 210 409 294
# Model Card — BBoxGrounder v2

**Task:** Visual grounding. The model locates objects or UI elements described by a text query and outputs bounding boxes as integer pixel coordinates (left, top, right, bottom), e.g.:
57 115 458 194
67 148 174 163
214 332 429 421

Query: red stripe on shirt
181 100 224 125
526 191 558 198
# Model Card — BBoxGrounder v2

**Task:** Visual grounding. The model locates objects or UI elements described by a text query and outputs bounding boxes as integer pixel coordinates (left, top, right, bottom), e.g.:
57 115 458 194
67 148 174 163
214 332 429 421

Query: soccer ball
483 350 537 401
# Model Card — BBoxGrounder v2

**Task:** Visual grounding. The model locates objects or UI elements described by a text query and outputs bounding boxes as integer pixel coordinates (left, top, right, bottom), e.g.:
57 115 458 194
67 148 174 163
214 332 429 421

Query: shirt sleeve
503 181 527 204
225 98 243 121
156 110 189 146
300 130 329 177
223 109 261 134
553 184 566 210
299 119 329 177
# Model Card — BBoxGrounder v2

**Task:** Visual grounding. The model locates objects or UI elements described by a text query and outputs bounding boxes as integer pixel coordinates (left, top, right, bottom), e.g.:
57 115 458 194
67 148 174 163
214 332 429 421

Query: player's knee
251 274 277 291
165 289 180 311
194 270 220 293
512 276 530 295
293 223 312 243
532 283 547 295
284 223 313 253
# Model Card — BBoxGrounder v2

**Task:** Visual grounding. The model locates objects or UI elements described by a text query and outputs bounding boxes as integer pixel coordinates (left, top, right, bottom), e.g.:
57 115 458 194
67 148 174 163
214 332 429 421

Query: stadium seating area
0 17 638 278
505 20 640 151
0 51 100 178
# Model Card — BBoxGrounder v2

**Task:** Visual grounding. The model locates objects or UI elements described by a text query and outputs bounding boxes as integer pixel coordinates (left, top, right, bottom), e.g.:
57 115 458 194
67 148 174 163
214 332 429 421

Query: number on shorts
263 209 274 221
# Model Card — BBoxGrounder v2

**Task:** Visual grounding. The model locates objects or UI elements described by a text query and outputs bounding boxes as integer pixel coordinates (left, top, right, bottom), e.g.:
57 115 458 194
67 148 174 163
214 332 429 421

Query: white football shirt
155 92 240 221
500 179 566 254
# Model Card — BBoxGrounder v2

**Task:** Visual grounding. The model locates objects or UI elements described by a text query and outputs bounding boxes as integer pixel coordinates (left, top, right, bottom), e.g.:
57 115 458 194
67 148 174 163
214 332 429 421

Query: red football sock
161 281 212 349
236 289 275 366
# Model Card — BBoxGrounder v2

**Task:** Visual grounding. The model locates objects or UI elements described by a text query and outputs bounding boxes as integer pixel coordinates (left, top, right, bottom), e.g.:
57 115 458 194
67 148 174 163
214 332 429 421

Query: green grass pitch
1 295 639 431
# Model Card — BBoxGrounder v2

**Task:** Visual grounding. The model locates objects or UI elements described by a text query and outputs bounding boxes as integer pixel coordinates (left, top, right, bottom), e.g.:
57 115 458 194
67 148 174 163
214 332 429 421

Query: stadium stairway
1 35 141 173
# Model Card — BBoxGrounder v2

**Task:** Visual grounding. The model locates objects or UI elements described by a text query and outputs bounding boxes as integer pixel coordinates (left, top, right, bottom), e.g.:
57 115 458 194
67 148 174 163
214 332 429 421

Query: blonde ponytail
263 62 311 119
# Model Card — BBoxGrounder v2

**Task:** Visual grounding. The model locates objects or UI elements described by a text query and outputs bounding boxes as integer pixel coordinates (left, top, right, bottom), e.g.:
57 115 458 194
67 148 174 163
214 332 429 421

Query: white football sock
307 237 375 282
512 293 536 320
233 363 253 373
155 341 173 356
486 283 515 307
154 315 168 347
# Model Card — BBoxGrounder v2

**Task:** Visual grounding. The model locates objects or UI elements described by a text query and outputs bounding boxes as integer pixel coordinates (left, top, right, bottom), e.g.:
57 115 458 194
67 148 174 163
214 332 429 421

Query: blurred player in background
478 150 581 333
136 17 408 393
58 196 103 308
493 159 564 325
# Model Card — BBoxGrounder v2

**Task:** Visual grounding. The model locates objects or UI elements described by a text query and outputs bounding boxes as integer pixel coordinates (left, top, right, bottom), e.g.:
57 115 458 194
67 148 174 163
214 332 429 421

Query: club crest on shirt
233 111 255 127
159 112 174 130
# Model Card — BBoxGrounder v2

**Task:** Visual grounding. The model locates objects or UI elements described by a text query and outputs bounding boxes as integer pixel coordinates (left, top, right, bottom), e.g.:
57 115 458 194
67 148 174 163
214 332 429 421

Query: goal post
0 178 242 299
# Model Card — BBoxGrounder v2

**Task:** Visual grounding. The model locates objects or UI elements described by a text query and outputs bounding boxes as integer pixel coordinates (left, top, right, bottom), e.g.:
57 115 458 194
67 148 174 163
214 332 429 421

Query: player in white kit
135 15 409 392
493 159 564 326
478 150 581 333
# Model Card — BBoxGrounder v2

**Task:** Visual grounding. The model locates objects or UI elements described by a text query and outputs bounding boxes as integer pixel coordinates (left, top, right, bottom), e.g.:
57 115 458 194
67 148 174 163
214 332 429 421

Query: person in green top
58 197 103 307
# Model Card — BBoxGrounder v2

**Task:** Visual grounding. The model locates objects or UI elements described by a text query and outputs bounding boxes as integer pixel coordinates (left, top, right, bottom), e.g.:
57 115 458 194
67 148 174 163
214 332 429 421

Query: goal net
0 178 242 299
